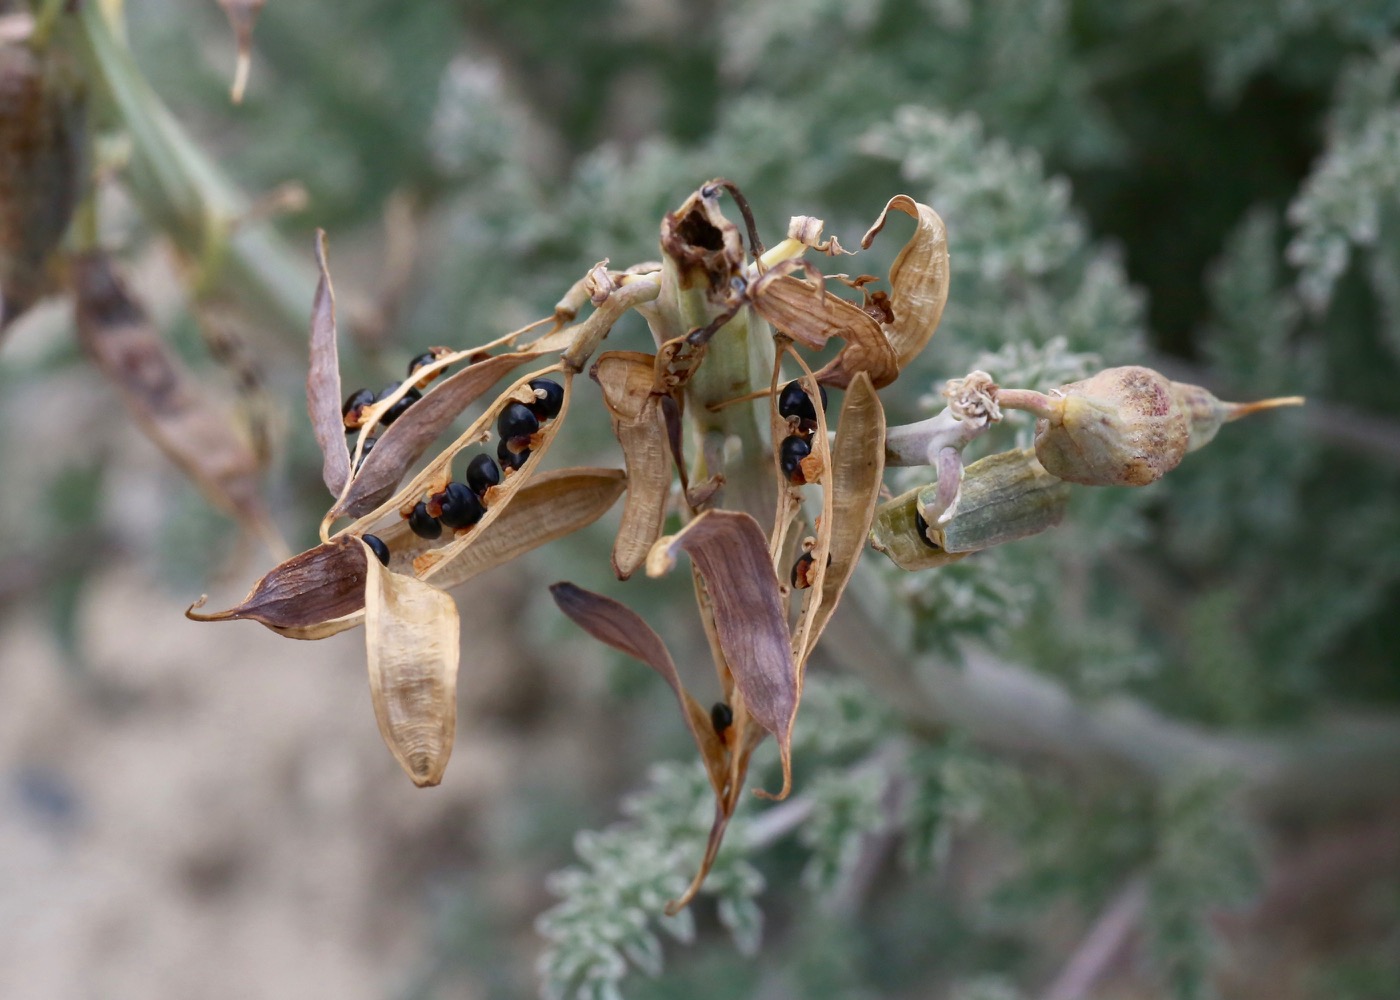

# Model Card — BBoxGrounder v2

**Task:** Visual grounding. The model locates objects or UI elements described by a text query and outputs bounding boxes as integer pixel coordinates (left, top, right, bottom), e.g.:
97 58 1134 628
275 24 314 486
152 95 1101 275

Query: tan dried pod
1171 381 1304 452
859 195 950 370
362 541 460 787
592 351 672 579
1000 366 1190 487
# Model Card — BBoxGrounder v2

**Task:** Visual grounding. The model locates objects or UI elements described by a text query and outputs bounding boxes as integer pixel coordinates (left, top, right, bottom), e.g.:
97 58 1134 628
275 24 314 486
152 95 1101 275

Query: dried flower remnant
218 0 266 104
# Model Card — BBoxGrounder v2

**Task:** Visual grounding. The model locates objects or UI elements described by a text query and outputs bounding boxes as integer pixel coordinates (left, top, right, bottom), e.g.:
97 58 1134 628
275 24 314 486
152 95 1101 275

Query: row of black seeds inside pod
777 378 829 589
342 351 447 473
406 377 564 541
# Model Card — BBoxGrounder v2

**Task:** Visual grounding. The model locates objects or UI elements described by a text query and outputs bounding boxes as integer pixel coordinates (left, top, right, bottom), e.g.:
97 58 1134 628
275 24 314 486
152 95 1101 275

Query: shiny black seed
353 436 377 471
342 387 375 427
363 534 390 565
913 507 942 550
376 384 422 426
711 702 733 734
777 380 819 421
407 351 437 378
527 378 564 420
466 453 501 495
437 482 485 529
497 401 540 442
779 434 812 484
408 502 442 539
498 438 530 471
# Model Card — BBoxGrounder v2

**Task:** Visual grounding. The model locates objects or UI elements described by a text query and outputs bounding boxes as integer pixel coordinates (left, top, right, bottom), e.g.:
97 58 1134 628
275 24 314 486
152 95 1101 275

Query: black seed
353 436 377 471
407 351 437 378
437 482 485 529
497 401 540 442
914 506 942 550
711 702 733 734
527 378 564 420
363 534 391 565
408 502 442 539
466 453 501 494
779 434 812 484
342 387 375 427
498 438 530 471
376 384 422 426
777 380 816 421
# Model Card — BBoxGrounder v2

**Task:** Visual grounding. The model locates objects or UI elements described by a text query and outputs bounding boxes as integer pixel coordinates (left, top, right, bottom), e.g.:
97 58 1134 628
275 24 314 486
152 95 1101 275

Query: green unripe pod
1171 381 1304 453
870 449 1071 570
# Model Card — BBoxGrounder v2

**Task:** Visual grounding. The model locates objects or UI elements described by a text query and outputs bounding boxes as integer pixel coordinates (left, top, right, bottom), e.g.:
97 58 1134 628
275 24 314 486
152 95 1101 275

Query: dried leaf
550 582 726 791
74 253 279 546
799 371 885 660
334 351 547 518
186 534 367 629
749 272 898 389
364 544 460 787
0 39 84 332
593 351 672 579
646 510 798 795
219 0 266 103
307 231 350 497
861 195 949 369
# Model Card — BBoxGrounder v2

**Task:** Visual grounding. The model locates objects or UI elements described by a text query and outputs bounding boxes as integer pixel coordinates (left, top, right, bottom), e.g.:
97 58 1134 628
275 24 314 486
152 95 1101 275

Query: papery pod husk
646 510 798 797
338 364 574 577
74 252 279 546
1171 380 1304 453
748 271 898 389
334 350 552 519
549 582 727 793
1034 366 1189 487
593 350 672 579
658 182 746 302
307 231 350 496
363 542 460 787
186 534 366 629
859 195 949 370
0 36 85 332
798 371 885 662
265 469 627 636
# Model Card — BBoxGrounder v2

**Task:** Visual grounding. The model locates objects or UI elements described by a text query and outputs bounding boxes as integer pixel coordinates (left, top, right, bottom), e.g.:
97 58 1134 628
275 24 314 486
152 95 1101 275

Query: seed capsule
376 384 422 426
465 453 501 495
1171 381 1305 453
527 378 565 420
1032 367 1188 487
408 502 442 539
436 481 485 529
779 434 812 484
498 438 529 471
497 401 540 443
342 387 375 428
711 702 733 735
363 533 391 565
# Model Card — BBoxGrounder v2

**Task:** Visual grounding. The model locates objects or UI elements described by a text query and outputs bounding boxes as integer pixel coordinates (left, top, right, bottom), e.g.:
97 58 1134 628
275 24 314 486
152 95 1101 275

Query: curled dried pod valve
870 448 1071 571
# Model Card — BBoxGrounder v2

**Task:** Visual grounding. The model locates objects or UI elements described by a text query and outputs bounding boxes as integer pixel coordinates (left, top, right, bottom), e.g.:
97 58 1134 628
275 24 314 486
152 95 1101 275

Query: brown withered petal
186 534 367 629
218 0 266 103
798 371 885 662
421 467 626 591
550 582 727 793
592 351 673 579
749 271 898 389
646 510 798 797
364 545 460 787
74 253 280 548
860 195 950 370
0 38 84 333
307 231 351 497
333 351 549 519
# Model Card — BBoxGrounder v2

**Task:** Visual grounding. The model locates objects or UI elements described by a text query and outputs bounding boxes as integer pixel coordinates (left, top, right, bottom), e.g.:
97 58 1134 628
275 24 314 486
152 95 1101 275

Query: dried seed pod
858 195 950 370
1012 366 1190 487
871 449 1070 570
1171 381 1304 452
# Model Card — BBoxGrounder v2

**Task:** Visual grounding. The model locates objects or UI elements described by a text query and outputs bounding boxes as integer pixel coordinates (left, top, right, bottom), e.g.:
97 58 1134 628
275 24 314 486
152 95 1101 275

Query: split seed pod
1027 366 1189 487
871 449 1070 570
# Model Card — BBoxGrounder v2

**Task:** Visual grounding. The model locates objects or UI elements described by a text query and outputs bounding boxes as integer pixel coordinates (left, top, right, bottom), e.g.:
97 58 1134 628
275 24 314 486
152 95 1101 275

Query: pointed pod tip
644 535 680 577
753 744 793 802
185 595 234 622
1226 395 1306 421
